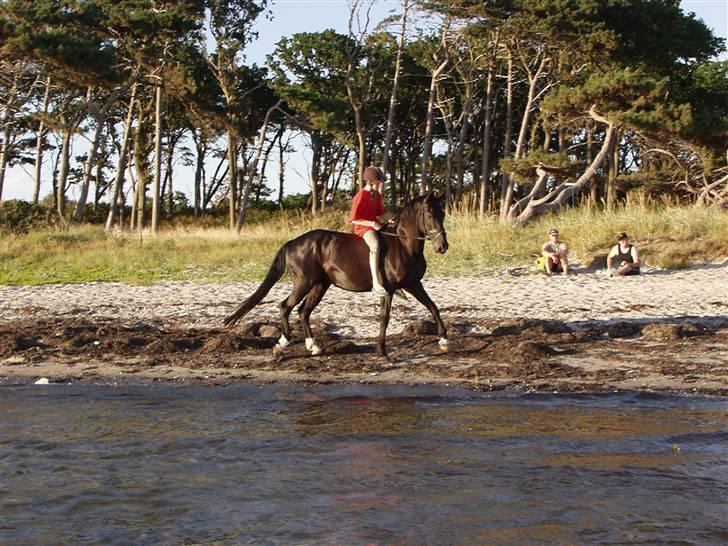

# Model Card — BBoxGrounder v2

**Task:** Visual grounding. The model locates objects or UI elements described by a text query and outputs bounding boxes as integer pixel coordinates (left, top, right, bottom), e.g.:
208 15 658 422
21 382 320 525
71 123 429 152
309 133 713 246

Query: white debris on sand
1 264 726 338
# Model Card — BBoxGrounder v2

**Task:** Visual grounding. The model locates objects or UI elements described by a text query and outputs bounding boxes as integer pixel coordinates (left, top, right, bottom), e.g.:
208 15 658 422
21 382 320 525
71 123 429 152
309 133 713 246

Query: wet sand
1 263 726 394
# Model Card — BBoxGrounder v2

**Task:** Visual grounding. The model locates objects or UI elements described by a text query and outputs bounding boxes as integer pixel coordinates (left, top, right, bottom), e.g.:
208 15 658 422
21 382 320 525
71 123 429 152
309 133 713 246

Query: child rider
350 165 388 296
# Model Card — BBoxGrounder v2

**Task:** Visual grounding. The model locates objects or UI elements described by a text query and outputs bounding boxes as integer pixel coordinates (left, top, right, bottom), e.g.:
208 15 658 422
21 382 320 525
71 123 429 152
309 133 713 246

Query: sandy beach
1 263 727 394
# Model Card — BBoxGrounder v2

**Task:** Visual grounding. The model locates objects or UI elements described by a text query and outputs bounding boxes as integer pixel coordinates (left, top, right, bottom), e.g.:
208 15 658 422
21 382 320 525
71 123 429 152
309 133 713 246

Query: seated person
607 232 640 276
541 228 569 276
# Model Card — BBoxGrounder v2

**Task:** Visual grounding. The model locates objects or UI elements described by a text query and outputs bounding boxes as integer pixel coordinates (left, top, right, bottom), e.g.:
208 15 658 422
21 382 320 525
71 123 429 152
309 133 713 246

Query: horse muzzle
432 233 448 254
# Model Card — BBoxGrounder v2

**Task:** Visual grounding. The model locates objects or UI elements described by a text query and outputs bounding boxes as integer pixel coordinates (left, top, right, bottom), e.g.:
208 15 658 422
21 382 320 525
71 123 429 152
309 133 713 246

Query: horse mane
387 191 436 233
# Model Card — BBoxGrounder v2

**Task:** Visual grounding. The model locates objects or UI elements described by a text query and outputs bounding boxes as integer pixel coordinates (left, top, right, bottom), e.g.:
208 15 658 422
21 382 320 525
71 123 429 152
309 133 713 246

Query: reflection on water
1 383 726 545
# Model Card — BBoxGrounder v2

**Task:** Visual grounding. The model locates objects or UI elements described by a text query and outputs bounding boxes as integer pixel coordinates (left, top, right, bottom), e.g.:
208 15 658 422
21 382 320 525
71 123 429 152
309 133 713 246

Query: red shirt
350 189 385 237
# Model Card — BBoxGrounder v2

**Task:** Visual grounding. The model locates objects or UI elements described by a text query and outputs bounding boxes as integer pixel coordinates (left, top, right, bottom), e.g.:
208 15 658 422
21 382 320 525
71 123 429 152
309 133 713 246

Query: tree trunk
422 57 449 194
310 132 321 215
256 125 283 204
330 148 350 208
0 126 11 202
278 134 286 208
606 129 618 212
165 135 174 218
56 128 72 220
454 86 471 205
508 112 615 226
0 66 22 202
479 62 495 219
236 100 282 230
106 84 137 231
73 111 107 223
227 131 238 230
501 62 540 223
32 76 52 204
436 97 454 209
382 0 409 195
587 125 598 207
132 109 150 233
192 129 205 218
151 80 163 232
353 105 366 190
499 50 514 218
421 65 448 195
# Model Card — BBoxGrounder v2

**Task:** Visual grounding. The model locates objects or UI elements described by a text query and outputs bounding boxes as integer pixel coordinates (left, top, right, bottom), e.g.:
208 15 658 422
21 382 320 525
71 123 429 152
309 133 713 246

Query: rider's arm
351 219 382 229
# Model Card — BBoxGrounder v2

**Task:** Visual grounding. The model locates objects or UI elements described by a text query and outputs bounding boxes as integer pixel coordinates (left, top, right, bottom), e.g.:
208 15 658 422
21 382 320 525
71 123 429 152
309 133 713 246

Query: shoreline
1 264 726 395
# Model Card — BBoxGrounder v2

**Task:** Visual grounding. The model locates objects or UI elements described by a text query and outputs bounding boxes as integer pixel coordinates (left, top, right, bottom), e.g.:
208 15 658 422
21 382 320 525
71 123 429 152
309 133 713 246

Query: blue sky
3 0 726 202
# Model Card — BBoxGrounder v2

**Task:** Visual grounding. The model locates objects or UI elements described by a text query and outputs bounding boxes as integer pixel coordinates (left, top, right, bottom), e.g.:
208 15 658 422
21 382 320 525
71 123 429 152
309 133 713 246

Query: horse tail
223 245 287 327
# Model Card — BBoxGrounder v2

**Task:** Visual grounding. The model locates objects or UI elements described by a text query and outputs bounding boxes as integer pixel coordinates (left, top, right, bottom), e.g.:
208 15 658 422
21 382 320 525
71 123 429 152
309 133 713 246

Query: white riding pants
362 230 384 289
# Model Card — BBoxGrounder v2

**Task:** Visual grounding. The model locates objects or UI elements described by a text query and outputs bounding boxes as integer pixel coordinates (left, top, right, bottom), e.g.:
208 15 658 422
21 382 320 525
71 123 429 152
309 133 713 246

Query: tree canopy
0 0 725 228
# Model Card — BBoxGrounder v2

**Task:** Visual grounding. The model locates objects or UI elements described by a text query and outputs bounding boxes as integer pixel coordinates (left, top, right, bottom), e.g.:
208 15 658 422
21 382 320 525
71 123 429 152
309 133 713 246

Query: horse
223 190 449 357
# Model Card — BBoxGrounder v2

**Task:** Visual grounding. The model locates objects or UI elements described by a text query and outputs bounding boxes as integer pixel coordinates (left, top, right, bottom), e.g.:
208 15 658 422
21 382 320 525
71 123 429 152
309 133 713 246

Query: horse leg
274 281 312 357
405 281 449 351
377 293 394 357
297 281 330 355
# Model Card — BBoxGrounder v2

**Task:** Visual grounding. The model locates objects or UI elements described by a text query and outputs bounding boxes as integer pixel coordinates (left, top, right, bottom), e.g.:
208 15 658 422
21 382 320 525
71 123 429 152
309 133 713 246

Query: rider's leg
362 230 386 295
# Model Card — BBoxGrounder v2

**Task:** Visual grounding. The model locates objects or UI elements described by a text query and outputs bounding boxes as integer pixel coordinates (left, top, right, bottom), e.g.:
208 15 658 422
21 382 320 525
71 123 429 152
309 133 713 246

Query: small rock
403 321 438 336
678 323 707 337
258 325 279 338
606 322 641 338
240 321 262 336
34 377 50 385
4 355 26 365
513 341 557 358
642 324 680 341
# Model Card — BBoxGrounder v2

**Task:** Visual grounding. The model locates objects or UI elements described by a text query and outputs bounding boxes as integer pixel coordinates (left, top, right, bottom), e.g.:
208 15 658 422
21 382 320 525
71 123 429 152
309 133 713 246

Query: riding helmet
363 166 386 182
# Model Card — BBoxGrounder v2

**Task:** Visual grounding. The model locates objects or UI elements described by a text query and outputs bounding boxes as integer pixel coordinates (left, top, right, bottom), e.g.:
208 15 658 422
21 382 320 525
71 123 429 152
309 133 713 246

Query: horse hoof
438 338 449 351
305 337 323 356
272 344 284 360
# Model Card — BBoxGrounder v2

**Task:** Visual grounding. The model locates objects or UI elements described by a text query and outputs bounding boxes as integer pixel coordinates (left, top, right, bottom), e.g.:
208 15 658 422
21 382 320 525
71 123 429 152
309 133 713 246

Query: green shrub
0 200 56 233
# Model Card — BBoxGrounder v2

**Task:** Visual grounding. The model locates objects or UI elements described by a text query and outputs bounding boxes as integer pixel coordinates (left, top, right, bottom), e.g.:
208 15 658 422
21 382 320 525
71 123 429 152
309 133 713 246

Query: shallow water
1 383 726 545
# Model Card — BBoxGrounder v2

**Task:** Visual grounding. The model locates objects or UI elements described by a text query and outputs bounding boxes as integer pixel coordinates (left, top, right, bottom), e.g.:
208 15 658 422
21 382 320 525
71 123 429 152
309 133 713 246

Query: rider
350 165 388 296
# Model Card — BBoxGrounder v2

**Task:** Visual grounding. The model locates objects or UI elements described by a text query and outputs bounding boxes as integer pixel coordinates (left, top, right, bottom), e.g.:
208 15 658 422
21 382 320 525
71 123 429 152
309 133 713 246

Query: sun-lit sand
2 263 725 338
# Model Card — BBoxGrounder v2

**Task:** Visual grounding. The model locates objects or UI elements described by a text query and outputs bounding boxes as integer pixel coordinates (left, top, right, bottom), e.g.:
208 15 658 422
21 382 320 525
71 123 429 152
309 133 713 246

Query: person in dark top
350 165 387 295
607 232 641 276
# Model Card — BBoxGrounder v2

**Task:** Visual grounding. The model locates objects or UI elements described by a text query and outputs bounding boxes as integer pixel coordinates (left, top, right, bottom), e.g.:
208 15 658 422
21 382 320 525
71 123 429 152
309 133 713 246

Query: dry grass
1 203 726 284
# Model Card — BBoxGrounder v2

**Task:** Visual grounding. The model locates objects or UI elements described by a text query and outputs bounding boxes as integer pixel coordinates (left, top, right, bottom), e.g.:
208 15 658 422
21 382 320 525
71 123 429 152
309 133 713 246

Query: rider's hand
373 222 383 230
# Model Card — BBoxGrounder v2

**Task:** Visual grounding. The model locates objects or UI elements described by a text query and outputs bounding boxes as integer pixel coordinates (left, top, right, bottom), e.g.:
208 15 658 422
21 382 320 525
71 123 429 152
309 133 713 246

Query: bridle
380 203 446 243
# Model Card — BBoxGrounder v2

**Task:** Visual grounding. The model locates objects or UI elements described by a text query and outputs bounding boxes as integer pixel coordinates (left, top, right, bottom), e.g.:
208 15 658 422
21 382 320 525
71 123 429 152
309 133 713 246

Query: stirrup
372 286 388 296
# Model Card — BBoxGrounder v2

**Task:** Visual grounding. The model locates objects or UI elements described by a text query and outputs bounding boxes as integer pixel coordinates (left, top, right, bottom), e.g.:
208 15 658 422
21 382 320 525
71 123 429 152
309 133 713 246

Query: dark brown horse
224 190 449 356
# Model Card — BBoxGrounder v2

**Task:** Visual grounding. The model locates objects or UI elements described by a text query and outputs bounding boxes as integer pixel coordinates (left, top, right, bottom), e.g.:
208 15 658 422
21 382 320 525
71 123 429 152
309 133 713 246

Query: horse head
421 190 449 254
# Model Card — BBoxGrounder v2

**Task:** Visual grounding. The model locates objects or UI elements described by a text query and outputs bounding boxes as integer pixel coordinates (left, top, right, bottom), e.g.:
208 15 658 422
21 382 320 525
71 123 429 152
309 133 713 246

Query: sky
2 0 726 203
